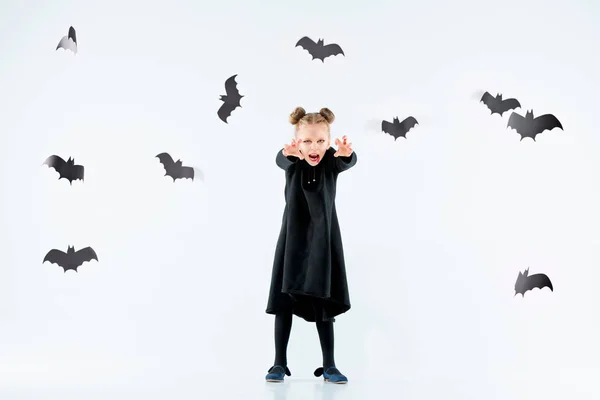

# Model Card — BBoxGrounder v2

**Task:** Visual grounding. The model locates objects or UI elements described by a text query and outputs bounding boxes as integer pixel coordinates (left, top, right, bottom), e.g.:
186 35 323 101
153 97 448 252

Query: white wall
1 0 599 398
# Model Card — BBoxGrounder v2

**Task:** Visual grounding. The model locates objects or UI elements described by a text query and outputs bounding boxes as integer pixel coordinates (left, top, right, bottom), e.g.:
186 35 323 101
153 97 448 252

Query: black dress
266 147 357 322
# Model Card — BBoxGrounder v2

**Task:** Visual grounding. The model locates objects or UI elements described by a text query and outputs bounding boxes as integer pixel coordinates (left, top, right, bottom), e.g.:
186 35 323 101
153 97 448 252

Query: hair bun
289 107 306 124
319 108 335 124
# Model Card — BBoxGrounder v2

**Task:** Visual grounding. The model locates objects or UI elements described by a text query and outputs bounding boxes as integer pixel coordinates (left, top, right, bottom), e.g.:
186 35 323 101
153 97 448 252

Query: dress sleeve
276 149 300 170
334 151 357 173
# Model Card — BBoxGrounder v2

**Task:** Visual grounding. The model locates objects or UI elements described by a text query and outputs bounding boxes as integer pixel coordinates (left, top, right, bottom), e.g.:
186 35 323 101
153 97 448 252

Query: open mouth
308 153 320 162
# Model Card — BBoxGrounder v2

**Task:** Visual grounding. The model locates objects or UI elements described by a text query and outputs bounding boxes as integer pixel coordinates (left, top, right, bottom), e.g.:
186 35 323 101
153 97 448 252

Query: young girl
265 106 357 384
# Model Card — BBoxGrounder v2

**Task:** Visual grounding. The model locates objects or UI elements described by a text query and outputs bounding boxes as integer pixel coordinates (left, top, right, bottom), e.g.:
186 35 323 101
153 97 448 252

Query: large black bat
507 110 563 141
295 36 344 62
514 268 553 297
156 152 194 181
43 245 98 273
56 26 77 54
42 155 84 184
382 116 419 140
218 74 243 123
480 92 521 116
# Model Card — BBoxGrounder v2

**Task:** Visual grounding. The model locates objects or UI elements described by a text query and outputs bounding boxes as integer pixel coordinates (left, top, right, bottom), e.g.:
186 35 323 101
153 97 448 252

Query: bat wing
381 120 394 134
74 247 98 266
499 98 521 114
43 249 67 266
156 153 176 176
224 75 240 99
179 166 195 180
56 36 77 53
401 116 418 133
43 155 66 174
534 114 563 134
68 26 77 44
218 102 238 123
507 112 525 132
526 273 553 292
56 36 68 50
323 43 344 57
295 36 317 54
480 91 496 111
72 165 84 181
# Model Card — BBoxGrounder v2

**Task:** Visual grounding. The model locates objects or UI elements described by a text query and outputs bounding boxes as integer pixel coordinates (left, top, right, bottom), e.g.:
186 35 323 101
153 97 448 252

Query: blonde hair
289 107 335 133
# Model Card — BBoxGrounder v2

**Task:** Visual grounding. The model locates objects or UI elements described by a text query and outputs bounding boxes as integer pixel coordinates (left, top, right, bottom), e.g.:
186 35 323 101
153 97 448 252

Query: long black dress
266 147 357 322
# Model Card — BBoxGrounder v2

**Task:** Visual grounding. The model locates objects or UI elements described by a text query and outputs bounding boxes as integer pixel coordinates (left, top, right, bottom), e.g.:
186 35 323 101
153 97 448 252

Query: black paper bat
507 110 563 141
56 26 77 54
42 155 84 184
218 74 243 123
156 152 194 181
382 116 419 140
480 92 521 116
295 36 344 62
43 245 98 273
514 268 553 297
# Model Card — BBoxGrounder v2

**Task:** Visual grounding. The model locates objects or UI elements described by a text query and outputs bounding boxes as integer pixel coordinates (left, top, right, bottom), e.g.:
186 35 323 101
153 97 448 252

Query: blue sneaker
314 366 348 384
265 365 291 382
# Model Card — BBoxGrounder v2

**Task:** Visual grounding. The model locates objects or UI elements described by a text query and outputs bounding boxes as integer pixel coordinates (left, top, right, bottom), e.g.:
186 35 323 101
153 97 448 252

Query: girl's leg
274 310 293 366
315 318 335 368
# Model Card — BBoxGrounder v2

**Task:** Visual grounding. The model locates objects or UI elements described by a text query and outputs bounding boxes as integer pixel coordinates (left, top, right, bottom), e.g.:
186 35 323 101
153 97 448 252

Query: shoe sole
266 379 284 382
324 379 347 384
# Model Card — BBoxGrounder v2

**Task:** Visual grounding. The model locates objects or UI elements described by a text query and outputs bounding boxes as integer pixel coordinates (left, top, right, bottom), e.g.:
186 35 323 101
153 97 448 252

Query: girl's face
296 123 330 166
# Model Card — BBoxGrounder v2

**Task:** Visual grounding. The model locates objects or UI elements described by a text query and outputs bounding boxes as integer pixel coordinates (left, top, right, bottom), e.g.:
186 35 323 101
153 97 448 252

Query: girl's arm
334 151 357 173
276 149 300 170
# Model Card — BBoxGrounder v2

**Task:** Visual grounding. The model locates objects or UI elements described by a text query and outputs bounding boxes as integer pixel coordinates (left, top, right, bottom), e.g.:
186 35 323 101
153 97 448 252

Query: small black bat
218 74 243 123
156 152 194 181
382 116 419 140
507 110 563 141
43 245 98 273
480 92 521 116
514 268 553 297
295 36 344 62
42 155 84 184
56 26 77 54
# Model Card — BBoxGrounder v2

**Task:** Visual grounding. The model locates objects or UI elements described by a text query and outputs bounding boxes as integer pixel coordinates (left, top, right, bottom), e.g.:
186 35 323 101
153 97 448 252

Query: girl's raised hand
334 135 353 157
283 138 304 159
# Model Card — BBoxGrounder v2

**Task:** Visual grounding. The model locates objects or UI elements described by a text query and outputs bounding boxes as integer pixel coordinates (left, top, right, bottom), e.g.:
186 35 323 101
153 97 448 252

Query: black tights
273 310 335 368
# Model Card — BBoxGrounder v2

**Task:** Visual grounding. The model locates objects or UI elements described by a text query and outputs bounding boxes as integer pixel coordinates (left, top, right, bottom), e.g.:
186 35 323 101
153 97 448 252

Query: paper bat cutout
382 116 419 140
507 110 563 141
156 152 194 181
42 155 84 184
480 92 521 116
514 268 553 296
43 245 98 273
295 36 344 62
218 74 243 123
56 26 77 54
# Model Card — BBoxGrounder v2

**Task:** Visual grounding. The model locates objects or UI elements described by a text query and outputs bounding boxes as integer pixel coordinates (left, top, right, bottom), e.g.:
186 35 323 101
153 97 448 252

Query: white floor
2 369 598 400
